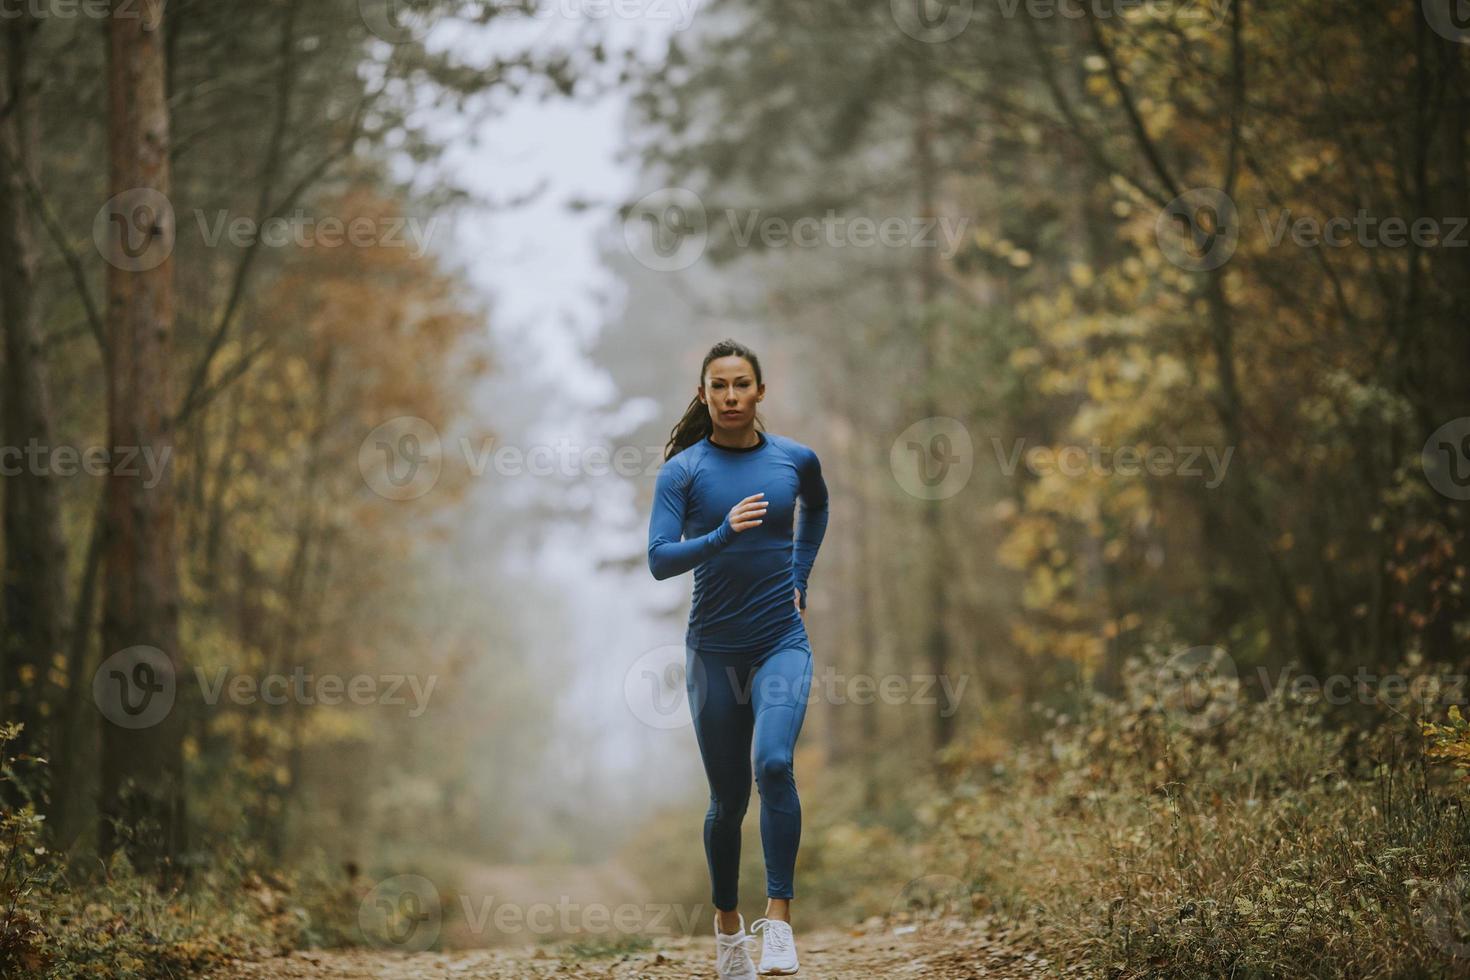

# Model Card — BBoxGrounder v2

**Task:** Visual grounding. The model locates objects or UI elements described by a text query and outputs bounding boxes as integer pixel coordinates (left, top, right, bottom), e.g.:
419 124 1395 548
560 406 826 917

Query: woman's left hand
793 587 804 620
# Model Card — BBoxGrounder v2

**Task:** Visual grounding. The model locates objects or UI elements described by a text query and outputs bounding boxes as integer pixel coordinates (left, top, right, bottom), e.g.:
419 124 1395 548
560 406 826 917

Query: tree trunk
857 450 882 809
0 7 70 801
98 0 186 869
912 70 954 750
52 492 106 849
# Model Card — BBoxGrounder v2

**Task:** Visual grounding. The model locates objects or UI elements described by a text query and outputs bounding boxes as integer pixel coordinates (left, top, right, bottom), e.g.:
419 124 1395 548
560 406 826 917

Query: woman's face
700 355 763 433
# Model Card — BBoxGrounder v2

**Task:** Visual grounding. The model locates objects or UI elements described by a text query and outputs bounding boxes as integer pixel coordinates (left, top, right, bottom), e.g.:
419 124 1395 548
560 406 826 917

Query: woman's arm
792 446 829 610
647 457 736 580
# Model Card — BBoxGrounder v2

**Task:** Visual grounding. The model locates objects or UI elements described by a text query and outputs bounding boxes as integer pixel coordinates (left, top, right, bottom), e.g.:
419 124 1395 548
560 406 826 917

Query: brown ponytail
663 338 766 461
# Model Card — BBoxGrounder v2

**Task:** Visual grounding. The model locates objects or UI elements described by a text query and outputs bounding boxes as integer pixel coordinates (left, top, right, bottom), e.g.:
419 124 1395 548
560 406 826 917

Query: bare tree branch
1086 11 1182 201
1020 13 1167 208
174 26 399 426
0 136 107 359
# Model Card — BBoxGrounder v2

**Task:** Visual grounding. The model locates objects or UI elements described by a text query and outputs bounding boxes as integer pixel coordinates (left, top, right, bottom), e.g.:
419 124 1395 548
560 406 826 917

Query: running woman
647 339 829 978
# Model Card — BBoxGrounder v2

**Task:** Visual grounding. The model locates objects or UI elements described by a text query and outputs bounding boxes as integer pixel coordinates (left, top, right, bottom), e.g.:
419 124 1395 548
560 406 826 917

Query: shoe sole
759 967 799 976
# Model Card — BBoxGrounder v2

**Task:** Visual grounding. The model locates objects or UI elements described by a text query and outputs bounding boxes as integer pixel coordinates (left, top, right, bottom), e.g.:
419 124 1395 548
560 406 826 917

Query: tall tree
0 7 69 797
98 0 186 867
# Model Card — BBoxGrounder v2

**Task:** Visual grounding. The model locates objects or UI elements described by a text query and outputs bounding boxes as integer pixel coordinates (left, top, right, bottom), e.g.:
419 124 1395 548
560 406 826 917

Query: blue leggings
685 638 814 910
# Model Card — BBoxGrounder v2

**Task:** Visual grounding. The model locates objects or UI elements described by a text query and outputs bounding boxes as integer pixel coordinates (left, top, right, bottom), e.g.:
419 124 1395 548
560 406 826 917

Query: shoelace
715 927 756 972
750 917 793 955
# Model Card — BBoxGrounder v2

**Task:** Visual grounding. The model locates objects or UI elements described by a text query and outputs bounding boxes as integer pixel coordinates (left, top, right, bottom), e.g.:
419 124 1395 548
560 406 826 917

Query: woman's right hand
727 492 767 532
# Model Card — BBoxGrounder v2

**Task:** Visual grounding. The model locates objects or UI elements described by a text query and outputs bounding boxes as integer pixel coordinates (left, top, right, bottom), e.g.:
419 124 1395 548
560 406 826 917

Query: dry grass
903 652 1470 978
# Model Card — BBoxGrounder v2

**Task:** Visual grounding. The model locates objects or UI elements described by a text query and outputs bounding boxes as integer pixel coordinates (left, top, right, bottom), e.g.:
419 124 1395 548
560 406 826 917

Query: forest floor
210 917 1065 979
208 861 1074 978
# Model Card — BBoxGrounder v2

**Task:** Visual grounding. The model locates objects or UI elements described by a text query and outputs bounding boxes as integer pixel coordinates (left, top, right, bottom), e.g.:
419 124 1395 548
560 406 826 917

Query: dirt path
211 861 1074 978
212 918 1067 979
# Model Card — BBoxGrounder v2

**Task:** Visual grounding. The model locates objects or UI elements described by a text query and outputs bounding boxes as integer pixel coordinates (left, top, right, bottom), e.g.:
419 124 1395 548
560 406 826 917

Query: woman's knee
754 751 794 788
708 786 751 822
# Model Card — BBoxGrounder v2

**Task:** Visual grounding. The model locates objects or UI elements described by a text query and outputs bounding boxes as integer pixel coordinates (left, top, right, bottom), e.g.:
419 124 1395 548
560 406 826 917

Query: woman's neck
708 426 762 450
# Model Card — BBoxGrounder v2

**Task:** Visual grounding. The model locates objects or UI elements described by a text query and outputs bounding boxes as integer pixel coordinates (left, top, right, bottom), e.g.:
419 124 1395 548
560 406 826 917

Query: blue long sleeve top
647 430 829 655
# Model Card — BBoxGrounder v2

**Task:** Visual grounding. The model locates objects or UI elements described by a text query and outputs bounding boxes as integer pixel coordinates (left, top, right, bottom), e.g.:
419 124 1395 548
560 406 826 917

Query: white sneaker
714 913 758 980
751 917 799 975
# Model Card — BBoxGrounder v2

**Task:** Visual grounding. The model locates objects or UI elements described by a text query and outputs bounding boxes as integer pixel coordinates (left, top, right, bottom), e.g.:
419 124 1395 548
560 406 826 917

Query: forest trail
440 861 653 947
211 860 1068 977
211 916 1063 978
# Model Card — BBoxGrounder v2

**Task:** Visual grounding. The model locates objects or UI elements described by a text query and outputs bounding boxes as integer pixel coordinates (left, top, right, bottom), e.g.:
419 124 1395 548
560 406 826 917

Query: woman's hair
663 338 765 460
